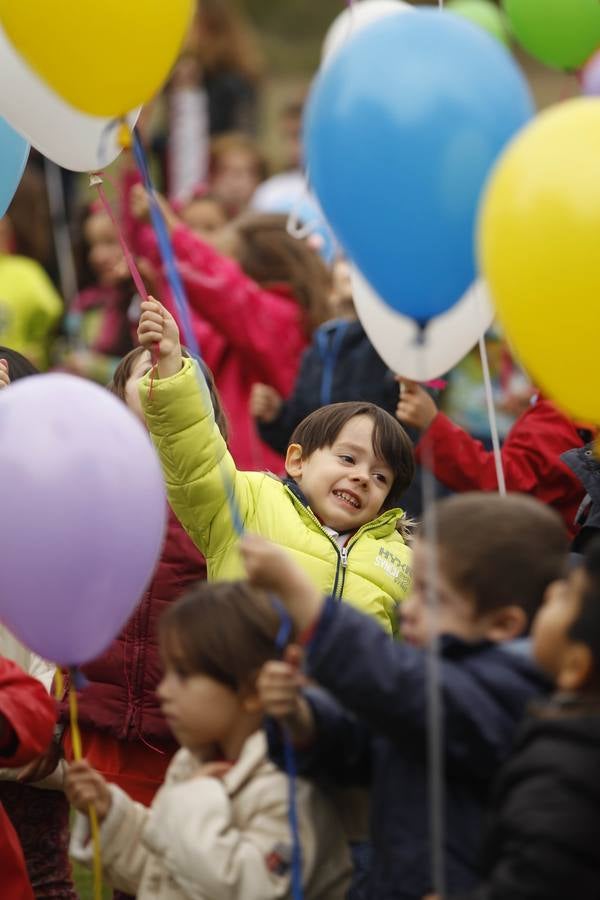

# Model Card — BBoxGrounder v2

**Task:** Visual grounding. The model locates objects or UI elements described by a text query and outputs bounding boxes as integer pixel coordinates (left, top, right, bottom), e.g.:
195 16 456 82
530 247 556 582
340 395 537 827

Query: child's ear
484 605 528 642
285 443 304 480
557 643 594 692
241 688 262 714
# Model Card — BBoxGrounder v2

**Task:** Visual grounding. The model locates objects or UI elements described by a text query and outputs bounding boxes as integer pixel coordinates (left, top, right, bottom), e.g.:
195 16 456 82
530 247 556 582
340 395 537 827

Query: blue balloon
305 9 534 323
0 117 29 217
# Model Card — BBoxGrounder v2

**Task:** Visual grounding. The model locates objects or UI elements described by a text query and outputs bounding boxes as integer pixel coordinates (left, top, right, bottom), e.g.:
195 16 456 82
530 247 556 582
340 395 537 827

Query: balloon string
417 329 446 898
90 173 159 397
478 335 506 495
69 677 103 900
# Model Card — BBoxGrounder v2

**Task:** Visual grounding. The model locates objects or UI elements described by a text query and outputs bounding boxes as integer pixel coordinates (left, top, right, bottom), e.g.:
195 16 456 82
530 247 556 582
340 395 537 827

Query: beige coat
70 730 351 899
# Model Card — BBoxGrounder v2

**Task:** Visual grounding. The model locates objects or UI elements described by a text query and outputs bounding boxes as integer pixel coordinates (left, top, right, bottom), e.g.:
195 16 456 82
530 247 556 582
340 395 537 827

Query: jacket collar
168 731 270 795
283 477 404 538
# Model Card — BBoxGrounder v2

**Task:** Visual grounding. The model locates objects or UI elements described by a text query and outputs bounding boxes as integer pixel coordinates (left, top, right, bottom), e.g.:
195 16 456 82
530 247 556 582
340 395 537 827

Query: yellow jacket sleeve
139 358 255 561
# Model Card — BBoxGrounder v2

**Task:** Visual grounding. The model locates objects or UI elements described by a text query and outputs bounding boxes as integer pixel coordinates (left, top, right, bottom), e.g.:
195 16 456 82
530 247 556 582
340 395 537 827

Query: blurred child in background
442 536 600 899
245 493 567 899
67 580 351 899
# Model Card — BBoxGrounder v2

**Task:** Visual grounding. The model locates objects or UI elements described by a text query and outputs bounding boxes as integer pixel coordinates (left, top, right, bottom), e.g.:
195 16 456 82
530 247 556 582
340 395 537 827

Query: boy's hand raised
250 383 282 424
138 297 183 379
240 534 323 631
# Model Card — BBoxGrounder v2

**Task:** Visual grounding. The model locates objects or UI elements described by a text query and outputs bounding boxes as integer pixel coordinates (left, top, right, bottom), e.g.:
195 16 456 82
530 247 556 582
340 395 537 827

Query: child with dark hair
137 297 415 633
441 536 600 900
243 493 568 899
67 580 351 899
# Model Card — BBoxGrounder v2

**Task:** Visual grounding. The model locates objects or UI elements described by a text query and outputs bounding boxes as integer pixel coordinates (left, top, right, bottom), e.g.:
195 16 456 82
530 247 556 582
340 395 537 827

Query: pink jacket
124 174 308 471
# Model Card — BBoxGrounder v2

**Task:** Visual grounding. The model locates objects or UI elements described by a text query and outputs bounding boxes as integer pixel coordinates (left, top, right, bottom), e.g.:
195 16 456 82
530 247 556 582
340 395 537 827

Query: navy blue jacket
258 319 399 456
451 701 600 900
267 598 549 900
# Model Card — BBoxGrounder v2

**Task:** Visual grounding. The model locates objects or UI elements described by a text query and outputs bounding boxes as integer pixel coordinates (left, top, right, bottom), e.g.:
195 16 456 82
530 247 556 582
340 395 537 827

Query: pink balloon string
91 174 159 398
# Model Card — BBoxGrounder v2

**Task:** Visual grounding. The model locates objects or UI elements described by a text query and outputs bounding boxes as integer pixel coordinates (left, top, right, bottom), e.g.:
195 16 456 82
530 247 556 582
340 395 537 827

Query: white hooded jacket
70 730 351 899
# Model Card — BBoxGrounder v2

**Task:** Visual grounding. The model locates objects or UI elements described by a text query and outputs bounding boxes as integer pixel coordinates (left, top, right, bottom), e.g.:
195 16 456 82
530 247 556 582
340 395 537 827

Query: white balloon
322 0 413 64
0 23 139 172
351 266 494 381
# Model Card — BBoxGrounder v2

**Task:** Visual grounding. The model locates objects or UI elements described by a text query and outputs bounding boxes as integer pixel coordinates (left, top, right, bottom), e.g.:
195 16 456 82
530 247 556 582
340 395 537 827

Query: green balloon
447 0 511 46
503 0 600 70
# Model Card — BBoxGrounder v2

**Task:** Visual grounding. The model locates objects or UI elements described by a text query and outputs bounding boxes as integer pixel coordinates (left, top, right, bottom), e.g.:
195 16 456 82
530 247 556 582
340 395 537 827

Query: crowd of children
1 9 600 896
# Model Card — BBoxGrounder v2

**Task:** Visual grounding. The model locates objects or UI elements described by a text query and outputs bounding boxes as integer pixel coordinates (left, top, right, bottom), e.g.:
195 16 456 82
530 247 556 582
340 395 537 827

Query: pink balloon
581 50 600 96
0 374 167 665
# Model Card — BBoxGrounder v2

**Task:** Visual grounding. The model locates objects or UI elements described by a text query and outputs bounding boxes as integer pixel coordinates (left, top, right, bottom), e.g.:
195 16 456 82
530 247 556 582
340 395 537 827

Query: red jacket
123 169 309 471
76 507 206 745
0 659 57 900
168 224 309 471
417 399 587 536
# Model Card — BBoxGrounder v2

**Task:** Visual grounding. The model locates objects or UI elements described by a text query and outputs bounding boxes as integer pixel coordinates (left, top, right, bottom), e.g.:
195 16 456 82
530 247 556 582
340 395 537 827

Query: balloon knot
89 173 103 187
117 121 133 151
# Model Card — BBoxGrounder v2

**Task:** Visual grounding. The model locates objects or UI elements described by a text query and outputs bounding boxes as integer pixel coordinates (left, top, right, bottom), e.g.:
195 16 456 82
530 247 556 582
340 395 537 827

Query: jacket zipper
337 521 385 601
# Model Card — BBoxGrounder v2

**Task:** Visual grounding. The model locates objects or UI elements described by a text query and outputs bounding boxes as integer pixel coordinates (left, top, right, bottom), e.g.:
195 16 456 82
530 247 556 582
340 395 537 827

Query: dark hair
108 346 229 443
233 213 331 335
159 580 286 690
570 537 600 671
290 401 416 511
430 493 568 625
0 346 39 380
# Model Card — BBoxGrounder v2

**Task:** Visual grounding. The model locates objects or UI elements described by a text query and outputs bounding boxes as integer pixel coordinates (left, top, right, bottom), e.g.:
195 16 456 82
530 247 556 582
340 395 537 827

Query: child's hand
250 383 282 423
258 646 316 744
0 358 10 389
240 534 323 631
130 184 180 232
65 761 112 822
17 740 62 784
395 378 438 431
138 297 183 378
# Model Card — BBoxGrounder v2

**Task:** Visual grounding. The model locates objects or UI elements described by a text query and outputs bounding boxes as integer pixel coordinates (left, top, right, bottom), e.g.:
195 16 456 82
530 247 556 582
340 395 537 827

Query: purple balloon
582 50 600 96
0 374 167 665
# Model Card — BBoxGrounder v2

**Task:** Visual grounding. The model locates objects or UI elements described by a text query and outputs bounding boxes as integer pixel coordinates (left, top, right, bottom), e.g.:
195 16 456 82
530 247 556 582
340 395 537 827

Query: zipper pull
340 546 348 567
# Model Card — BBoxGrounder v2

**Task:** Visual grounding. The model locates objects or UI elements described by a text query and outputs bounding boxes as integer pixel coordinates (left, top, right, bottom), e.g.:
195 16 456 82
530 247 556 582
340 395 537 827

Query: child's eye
374 473 388 484
339 454 354 464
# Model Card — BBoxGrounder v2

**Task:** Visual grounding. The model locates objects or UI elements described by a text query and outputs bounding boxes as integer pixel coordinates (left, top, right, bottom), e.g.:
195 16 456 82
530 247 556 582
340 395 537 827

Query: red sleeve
170 225 308 395
417 402 584 498
0 659 56 767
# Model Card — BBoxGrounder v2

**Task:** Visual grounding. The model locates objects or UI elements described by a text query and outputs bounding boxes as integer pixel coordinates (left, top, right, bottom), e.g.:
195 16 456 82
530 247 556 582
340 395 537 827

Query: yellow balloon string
68 683 103 900
53 667 64 701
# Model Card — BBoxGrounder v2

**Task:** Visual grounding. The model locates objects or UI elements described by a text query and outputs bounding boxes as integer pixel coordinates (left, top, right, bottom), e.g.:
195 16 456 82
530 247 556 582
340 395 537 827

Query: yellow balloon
0 0 194 117
479 98 600 424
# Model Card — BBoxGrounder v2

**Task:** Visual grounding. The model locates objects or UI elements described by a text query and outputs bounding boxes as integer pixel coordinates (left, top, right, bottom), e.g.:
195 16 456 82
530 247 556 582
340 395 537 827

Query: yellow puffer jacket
140 359 412 633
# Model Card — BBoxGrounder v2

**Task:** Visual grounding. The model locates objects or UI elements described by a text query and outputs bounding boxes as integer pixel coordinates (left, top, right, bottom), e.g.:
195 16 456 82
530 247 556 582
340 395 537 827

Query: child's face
211 150 260 215
401 539 485 647
124 350 153 423
286 415 393 532
532 569 586 683
85 212 126 287
158 663 244 755
181 198 227 242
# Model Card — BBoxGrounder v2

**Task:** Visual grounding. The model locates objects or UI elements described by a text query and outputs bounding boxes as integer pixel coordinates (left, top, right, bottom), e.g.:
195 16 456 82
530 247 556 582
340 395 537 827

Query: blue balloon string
132 129 201 361
271 596 304 900
131 129 248 538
